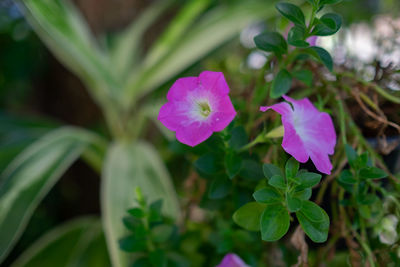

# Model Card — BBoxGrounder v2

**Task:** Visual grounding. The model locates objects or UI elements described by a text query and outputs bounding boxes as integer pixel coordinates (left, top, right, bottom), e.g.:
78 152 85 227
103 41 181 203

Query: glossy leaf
0 127 104 262
300 201 326 222
208 177 231 199
253 187 283 204
271 69 292 98
288 26 309 47
268 174 286 190
260 204 290 241
224 151 242 179
292 69 313 86
101 141 180 267
309 46 333 71
276 2 306 26
254 32 287 55
286 193 302 212
233 202 266 231
296 172 322 189
263 163 284 179
359 167 387 180
296 210 329 243
338 170 357 184
12 217 109 267
285 157 299 179
311 13 342 36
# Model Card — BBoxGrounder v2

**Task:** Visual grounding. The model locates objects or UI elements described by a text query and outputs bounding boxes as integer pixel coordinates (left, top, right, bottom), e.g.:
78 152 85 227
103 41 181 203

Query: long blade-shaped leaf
0 127 105 262
110 0 173 79
124 0 277 104
101 141 180 267
17 0 119 105
11 217 109 267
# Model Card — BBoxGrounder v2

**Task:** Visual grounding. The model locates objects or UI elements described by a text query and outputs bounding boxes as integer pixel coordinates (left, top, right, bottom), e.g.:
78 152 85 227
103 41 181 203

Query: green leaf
254 32 287 55
0 127 102 262
224 151 242 179
195 153 219 175
311 13 342 36
260 204 290 241
127 208 145 218
296 209 329 243
151 225 175 243
263 163 284 179
110 0 173 79
125 1 277 103
253 187 283 204
269 175 286 190
149 249 167 267
296 172 322 189
229 126 248 151
11 217 109 267
239 159 264 181
292 69 313 86
19 0 119 106
293 188 312 200
359 167 387 179
285 157 299 179
345 144 357 169
320 0 342 5
287 26 309 47
275 2 306 26
101 141 180 267
300 201 326 222
208 177 231 199
233 202 266 231
271 69 292 98
286 193 302 212
308 46 333 71
338 170 357 184
359 205 371 219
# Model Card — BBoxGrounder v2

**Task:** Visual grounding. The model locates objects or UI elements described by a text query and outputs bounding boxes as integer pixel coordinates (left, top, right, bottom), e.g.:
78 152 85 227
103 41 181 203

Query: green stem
238 134 266 152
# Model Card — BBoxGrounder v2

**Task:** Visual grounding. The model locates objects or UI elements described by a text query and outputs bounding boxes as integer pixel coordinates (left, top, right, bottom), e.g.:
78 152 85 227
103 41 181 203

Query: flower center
198 101 211 118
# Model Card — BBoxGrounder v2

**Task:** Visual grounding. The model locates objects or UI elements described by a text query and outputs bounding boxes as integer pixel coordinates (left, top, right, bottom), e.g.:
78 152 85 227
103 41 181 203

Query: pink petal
211 96 237 131
199 71 230 96
281 117 309 163
175 122 213 147
167 77 198 101
158 102 189 131
309 146 333 174
282 95 318 114
216 253 249 267
260 102 292 115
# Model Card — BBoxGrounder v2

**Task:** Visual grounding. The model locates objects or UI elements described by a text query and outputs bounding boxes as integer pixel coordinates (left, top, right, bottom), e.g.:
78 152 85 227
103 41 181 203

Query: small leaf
208 177 231 199
359 205 371 219
287 26 309 47
285 157 299 179
300 201 325 222
296 209 329 243
269 174 286 189
254 32 287 55
260 203 290 241
229 126 248 151
263 163 284 179
338 170 357 184
345 144 357 169
253 187 283 204
233 202 266 231
149 249 167 267
276 2 306 26
293 188 312 200
296 172 322 189
320 0 342 5
359 167 387 179
225 151 242 179
311 13 342 36
119 235 146 252
286 193 302 212
309 46 333 71
292 69 313 86
239 159 264 181
271 69 292 98
127 208 145 218
194 153 219 175
151 225 174 243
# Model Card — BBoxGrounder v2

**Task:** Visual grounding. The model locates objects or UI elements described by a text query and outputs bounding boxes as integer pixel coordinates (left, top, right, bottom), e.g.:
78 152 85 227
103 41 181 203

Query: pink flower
158 71 236 147
216 253 250 267
260 95 336 174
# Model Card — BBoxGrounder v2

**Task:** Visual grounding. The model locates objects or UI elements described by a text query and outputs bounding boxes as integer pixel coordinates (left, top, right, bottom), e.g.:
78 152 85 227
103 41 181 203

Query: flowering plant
1 0 400 266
